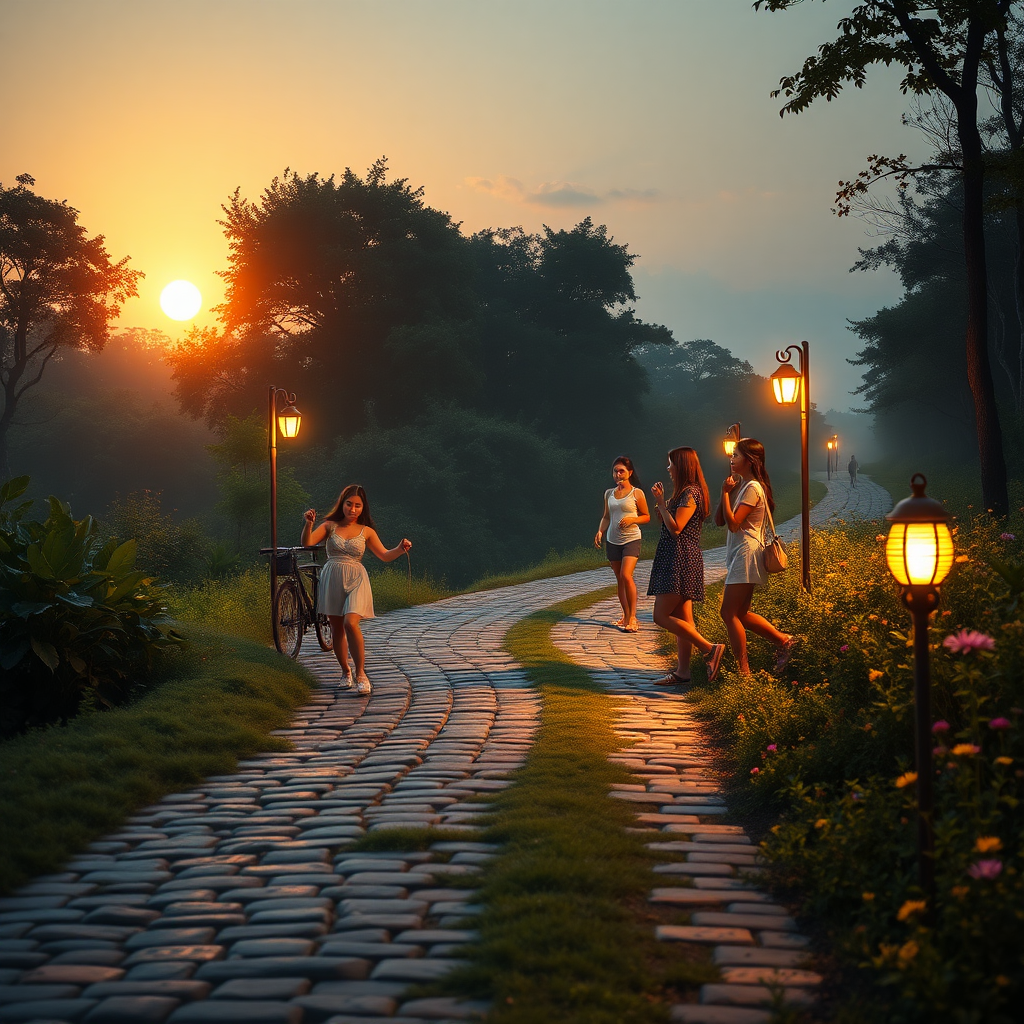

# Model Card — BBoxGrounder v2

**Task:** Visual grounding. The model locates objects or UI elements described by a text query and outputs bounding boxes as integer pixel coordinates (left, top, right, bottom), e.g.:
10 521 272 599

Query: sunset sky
3 0 929 411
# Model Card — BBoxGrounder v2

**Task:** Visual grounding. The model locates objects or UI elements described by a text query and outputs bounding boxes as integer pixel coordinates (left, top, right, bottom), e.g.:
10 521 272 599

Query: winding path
0 476 890 1024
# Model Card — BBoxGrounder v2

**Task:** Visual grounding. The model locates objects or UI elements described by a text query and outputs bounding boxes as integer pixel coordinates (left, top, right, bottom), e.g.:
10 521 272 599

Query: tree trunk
960 119 1010 515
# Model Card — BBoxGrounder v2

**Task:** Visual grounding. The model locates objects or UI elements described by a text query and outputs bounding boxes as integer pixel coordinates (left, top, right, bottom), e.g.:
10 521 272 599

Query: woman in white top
715 439 797 675
594 456 650 632
301 485 411 694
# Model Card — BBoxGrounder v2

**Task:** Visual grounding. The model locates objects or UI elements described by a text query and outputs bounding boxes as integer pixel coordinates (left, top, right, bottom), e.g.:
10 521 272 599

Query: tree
0 175 141 471
755 0 1015 515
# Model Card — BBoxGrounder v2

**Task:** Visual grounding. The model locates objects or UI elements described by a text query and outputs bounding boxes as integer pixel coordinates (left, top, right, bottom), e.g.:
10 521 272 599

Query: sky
2 0 928 411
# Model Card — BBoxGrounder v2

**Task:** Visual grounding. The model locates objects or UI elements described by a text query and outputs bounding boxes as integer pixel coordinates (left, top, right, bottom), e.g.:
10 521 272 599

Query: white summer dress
724 480 768 587
318 525 375 618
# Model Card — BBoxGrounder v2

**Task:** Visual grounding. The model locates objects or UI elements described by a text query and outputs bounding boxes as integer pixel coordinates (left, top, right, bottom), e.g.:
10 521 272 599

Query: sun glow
160 280 202 321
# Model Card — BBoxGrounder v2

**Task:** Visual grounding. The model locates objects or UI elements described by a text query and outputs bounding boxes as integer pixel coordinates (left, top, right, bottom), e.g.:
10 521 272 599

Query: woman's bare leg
327 615 350 678
620 555 639 628
741 609 789 647
344 614 365 674
720 584 754 674
608 560 627 625
654 594 714 656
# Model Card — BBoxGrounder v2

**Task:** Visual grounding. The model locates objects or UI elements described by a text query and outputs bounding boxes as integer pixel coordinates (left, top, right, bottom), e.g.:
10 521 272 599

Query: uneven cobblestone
551 475 890 1020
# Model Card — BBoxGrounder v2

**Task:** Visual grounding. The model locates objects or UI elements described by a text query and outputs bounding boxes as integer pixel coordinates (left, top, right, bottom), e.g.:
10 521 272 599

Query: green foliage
0 477 182 736
170 565 272 645
691 496 1024 1021
0 629 313 894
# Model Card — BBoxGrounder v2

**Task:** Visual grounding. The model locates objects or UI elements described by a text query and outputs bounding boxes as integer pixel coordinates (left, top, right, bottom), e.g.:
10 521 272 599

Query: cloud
465 175 661 208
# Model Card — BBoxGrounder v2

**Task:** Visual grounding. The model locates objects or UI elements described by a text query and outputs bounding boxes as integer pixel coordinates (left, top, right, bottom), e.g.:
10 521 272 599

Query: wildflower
849 624 858 632
951 886 969 899
875 534 886 543
932 720 950 733
943 629 996 654
766 744 777 753
897 899 927 921
989 717 1012 730
968 859 1003 880
863 722 873 732
814 818 829 829
933 746 948 757
897 940 919 964
862 892 875 901
895 772 918 788
737 714 745 721
1001 532 1016 541
840 644 850 653
996 756 1014 766
868 669 884 682
952 743 981 756
868 614 878 621
955 554 969 563
750 767 759 775
975 836 1003 854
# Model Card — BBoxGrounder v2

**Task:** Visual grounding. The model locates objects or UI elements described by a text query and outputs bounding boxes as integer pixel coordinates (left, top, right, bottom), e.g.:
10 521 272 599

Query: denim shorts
606 539 641 561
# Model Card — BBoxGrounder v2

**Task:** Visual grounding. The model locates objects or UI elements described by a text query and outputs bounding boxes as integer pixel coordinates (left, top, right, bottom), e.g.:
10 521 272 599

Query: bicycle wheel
272 579 303 658
314 610 334 651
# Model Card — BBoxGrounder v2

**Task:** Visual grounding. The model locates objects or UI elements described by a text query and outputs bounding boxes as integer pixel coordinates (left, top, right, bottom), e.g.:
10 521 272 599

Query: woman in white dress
301 485 411 694
594 456 650 632
715 439 797 676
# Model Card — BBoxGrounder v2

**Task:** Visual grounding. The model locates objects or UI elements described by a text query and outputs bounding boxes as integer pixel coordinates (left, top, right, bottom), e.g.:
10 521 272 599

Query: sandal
773 636 802 674
655 671 691 686
624 620 640 633
704 643 726 683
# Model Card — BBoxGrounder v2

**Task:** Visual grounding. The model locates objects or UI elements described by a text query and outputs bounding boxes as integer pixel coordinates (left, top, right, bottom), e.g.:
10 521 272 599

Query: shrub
0 477 182 736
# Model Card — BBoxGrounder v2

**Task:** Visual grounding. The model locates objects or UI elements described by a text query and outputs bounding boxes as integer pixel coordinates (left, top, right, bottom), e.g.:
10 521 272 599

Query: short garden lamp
885 473 954 910
723 423 741 459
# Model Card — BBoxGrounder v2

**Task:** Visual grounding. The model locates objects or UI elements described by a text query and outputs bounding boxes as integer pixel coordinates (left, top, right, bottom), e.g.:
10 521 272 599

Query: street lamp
269 386 303 603
885 473 954 910
723 422 742 460
826 434 839 480
770 341 810 592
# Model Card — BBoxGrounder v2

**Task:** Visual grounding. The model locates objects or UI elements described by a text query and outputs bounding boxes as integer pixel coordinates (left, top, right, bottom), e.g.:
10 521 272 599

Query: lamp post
826 434 839 479
268 386 303 603
884 474 954 909
770 341 810 593
723 422 742 462
826 437 834 480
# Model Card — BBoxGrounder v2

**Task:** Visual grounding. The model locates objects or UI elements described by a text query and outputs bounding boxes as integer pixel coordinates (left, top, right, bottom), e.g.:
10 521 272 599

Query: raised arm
364 527 413 563
719 479 757 533
594 489 611 549
652 488 696 537
301 509 331 546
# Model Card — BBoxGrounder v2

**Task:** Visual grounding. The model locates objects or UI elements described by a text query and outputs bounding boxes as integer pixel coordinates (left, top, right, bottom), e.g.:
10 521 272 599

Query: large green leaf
0 477 30 505
10 601 54 618
103 539 138 579
30 637 60 671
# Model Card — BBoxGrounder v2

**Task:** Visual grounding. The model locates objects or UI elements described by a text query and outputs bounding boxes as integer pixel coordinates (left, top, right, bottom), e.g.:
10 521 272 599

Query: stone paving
549 475 892 1023
0 475 890 1024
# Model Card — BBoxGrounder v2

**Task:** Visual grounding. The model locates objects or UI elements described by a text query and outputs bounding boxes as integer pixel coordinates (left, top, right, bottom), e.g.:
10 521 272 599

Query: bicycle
260 546 333 658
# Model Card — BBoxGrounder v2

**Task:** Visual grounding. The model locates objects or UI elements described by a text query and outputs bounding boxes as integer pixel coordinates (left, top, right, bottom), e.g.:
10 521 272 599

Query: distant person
302 485 412 694
715 438 798 676
848 455 859 488
595 456 650 632
648 447 725 685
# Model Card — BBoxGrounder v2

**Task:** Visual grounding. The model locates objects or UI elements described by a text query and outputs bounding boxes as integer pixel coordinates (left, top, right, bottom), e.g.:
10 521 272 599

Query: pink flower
989 717 1012 730
943 630 996 654
933 746 948 756
968 859 1003 880
840 645 850 653
1001 532 1016 541
932 720 950 733
750 767 760 775
767 744 777 752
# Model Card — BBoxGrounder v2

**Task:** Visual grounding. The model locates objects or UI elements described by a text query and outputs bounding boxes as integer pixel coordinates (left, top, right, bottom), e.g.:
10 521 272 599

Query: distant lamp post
826 434 839 480
269 386 303 602
723 422 742 460
771 341 810 592
885 473 954 910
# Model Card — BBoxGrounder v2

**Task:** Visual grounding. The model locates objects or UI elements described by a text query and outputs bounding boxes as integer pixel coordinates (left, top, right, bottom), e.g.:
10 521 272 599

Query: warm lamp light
278 402 302 439
723 422 741 458
771 363 801 405
885 475 954 587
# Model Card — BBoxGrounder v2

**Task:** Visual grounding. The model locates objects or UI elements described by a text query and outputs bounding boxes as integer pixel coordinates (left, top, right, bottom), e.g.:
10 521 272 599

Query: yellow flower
955 554 969 563
862 892 875 902
814 818 828 829
975 836 1003 853
895 772 918 789
898 940 920 964
868 669 884 682
951 743 981 756
951 885 969 899
897 899 927 922
996 756 1014 766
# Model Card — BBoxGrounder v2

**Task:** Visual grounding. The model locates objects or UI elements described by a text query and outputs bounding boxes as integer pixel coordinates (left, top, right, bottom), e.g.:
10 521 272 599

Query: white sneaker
338 673 353 689
355 672 371 695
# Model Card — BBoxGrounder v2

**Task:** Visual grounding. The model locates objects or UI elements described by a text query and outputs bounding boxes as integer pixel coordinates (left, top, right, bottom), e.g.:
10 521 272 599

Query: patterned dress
647 485 706 601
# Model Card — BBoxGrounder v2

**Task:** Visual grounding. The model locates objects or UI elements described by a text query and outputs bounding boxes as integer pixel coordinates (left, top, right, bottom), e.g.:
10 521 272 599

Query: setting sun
159 280 202 321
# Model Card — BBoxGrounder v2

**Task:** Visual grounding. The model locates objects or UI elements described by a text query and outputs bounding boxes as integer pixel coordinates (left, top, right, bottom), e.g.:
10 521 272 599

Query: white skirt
724 536 767 587
318 558 375 618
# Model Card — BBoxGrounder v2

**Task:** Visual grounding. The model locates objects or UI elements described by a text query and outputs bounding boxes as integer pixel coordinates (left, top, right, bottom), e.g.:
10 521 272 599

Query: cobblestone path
548 475 892 1023
0 476 889 1024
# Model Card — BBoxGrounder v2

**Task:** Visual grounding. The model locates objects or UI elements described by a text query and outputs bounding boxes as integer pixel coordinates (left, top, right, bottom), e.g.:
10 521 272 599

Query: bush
691 505 1024 1021
0 477 182 737
171 565 272 644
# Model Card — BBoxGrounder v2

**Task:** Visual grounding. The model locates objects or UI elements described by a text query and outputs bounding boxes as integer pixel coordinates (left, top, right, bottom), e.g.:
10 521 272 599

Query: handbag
762 500 788 574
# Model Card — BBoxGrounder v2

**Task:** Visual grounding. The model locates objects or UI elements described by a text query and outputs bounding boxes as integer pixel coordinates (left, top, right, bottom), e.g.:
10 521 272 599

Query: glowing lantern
885 474 954 588
770 363 801 405
278 401 302 439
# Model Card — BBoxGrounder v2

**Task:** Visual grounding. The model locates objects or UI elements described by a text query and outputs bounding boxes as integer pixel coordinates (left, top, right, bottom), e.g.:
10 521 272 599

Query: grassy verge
0 630 314 894
414 588 715 1023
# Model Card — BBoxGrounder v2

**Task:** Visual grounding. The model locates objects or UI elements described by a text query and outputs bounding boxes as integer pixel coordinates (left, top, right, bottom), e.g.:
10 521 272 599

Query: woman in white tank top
714 438 798 675
594 456 650 632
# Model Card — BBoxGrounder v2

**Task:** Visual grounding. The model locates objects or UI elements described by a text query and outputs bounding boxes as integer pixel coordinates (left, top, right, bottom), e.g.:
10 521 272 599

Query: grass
411 587 717 1023
0 630 314 895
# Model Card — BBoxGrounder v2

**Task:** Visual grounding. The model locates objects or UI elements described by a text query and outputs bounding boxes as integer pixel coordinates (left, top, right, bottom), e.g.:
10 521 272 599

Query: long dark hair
324 484 376 527
667 447 710 518
613 455 641 488
734 438 775 513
